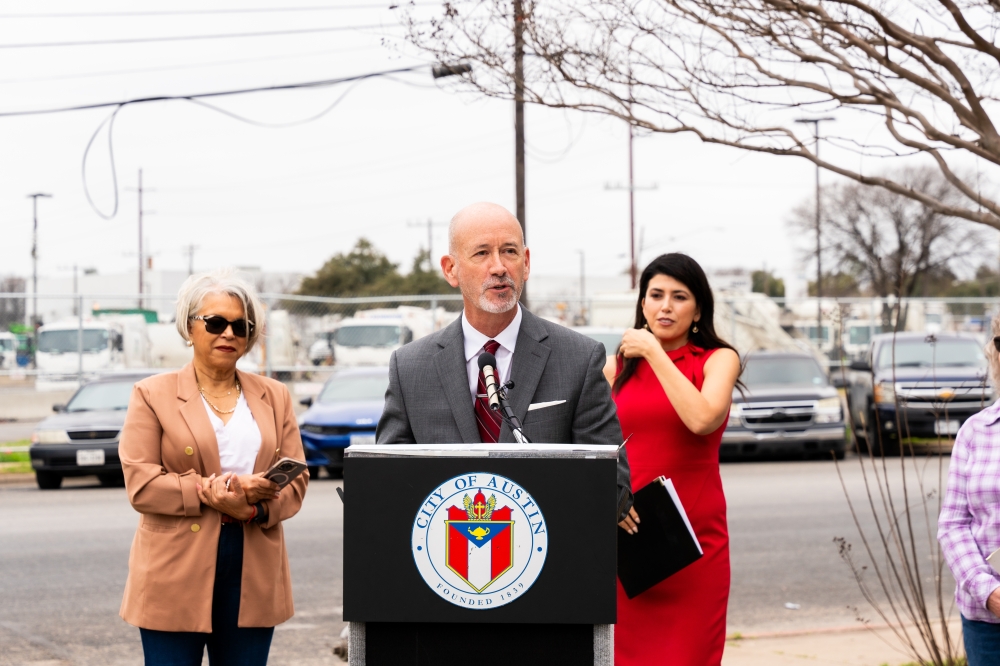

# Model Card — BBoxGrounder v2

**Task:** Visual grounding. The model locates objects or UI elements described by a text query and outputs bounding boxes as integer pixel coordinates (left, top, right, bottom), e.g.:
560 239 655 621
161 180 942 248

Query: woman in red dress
606 253 742 666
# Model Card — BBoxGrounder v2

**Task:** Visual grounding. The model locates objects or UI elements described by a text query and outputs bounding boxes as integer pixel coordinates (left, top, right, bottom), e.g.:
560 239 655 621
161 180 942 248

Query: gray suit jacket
376 308 632 510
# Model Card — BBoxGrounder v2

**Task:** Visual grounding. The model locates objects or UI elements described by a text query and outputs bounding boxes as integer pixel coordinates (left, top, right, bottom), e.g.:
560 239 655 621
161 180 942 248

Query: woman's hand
238 473 281 504
619 327 662 361
989 588 1000 618
196 472 254 521
618 507 640 535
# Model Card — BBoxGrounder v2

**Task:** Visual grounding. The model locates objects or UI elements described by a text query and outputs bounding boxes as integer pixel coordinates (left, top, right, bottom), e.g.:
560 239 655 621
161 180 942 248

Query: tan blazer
118 364 308 632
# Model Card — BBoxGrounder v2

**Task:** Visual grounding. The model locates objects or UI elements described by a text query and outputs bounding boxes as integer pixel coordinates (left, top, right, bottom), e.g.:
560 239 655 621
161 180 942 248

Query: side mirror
299 396 313 408
52 404 66 413
849 359 871 372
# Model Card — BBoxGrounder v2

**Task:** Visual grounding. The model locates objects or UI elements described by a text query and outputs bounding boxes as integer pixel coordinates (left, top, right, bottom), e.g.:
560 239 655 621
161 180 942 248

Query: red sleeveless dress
613 343 730 666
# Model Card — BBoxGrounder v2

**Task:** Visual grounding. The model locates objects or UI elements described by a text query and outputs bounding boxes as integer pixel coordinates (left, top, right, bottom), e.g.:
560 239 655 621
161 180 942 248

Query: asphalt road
0 457 955 665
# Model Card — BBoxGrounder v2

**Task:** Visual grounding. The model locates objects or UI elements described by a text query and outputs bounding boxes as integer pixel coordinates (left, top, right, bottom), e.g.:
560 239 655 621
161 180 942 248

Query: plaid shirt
939 399 1000 622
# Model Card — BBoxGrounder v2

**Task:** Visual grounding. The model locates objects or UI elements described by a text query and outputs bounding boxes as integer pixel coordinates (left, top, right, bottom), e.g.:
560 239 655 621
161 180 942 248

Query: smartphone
989 547 1000 573
263 457 309 489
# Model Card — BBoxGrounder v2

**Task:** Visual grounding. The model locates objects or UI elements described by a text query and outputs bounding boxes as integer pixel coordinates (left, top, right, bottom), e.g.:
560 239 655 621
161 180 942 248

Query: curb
0 472 36 486
729 618 959 640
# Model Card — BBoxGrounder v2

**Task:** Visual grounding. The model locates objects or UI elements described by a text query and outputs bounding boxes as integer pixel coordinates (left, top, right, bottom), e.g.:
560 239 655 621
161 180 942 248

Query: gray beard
461 279 522 314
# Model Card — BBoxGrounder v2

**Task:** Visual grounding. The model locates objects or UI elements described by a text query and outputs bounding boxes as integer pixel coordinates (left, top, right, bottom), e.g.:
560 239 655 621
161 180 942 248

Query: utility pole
795 117 834 348
605 126 657 289
513 0 527 307
183 244 199 276
27 193 52 329
407 220 448 270
137 169 144 309
126 169 155 308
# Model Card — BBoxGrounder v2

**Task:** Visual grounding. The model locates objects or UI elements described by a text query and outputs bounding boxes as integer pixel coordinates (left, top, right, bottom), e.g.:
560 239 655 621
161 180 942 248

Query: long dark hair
613 253 741 395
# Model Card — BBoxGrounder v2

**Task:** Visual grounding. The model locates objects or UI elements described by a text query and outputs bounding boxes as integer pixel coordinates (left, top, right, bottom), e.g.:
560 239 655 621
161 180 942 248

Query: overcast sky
0 1 830 296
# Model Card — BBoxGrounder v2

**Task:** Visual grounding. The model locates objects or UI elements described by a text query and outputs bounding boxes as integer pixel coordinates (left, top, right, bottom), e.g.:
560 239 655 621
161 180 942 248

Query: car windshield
0 337 15 351
742 357 828 387
334 325 400 348
66 381 136 412
875 338 985 369
38 329 109 354
318 373 390 404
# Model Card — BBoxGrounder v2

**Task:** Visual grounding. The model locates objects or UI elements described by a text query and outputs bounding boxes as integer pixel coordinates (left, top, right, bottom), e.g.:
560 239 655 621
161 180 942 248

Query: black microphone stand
492 380 530 444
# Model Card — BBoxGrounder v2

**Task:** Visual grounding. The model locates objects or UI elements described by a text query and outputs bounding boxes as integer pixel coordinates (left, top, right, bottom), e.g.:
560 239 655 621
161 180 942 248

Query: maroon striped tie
474 340 503 443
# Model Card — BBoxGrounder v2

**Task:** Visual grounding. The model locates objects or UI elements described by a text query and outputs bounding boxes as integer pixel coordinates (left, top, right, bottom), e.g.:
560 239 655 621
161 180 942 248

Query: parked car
722 351 846 460
847 332 992 453
29 373 152 489
297 366 389 477
571 326 625 355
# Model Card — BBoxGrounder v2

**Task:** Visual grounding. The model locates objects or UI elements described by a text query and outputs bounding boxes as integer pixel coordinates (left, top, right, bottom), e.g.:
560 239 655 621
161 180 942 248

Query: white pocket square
527 400 566 412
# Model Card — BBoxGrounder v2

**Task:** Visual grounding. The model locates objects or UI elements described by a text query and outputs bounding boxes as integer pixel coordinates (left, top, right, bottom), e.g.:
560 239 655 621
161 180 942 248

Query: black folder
617 476 703 599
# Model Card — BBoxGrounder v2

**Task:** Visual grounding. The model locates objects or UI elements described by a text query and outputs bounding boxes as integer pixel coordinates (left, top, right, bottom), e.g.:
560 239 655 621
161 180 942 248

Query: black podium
343 443 619 666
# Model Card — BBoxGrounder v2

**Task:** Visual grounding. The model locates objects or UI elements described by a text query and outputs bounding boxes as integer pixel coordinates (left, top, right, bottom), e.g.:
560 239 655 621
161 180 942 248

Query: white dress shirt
201 392 262 476
462 306 522 405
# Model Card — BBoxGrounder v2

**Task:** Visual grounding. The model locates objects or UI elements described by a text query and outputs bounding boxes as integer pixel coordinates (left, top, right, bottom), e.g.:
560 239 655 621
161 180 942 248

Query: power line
0 45 384 85
0 4 428 19
0 23 403 50
0 65 429 117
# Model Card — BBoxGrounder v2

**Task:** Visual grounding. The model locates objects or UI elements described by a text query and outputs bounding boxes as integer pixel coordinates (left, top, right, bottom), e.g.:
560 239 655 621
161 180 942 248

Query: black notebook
617 476 703 599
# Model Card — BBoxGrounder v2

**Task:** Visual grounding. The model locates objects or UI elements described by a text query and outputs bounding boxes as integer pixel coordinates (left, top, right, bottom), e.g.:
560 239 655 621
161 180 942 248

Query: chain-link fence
0 291 997 385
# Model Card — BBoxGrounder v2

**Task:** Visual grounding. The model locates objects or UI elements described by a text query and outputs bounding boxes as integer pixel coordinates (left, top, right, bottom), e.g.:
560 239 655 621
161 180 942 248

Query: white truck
328 306 456 367
35 316 151 389
332 316 414 367
0 331 17 371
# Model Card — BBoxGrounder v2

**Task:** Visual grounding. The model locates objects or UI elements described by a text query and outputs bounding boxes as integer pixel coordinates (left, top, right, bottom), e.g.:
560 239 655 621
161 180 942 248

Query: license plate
76 449 105 466
349 434 376 446
934 420 960 436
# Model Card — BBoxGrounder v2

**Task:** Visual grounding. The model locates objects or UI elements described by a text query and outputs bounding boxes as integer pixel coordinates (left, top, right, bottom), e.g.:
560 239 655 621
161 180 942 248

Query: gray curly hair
174 268 264 354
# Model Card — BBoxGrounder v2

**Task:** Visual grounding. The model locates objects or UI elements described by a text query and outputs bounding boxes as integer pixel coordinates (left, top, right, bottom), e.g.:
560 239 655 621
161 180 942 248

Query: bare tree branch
400 0 1000 230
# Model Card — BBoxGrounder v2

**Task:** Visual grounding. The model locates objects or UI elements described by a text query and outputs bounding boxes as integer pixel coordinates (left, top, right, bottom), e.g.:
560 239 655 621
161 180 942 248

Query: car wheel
307 465 322 480
833 448 846 460
326 465 344 480
36 471 62 490
98 472 125 487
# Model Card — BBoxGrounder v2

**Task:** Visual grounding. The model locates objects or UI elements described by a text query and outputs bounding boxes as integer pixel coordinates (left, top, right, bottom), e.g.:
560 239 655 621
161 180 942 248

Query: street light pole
27 193 52 329
795 117 834 348
513 0 528 307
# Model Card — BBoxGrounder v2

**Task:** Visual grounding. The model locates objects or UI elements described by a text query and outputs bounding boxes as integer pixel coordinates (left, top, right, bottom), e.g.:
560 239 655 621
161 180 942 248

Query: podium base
347 622 613 666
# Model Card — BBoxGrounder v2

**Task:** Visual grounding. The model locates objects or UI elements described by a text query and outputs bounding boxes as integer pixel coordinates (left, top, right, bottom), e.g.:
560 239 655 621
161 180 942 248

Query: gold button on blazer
118 364 308 633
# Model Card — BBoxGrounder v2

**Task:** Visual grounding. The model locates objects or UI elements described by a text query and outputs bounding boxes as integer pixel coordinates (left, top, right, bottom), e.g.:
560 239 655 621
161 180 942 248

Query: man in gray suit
376 202 633 520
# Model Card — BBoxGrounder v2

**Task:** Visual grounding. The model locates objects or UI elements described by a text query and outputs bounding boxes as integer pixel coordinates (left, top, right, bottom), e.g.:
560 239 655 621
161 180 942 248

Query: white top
462 305 522 405
201 392 262 476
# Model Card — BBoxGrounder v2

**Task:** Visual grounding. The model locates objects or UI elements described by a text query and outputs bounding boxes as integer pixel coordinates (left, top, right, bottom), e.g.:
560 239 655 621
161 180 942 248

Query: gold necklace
201 385 237 399
199 380 242 414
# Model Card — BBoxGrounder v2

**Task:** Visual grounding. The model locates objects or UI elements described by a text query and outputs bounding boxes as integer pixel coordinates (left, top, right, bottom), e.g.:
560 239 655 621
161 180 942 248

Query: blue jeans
963 614 1000 666
139 523 274 666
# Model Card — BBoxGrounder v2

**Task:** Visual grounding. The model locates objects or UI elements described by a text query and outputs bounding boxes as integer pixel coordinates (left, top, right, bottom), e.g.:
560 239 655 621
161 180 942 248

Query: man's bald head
448 202 523 254
440 201 530 328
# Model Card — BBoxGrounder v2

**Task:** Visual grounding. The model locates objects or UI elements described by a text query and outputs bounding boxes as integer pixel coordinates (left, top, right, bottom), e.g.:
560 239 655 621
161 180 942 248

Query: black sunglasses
994 336 1000 352
191 315 252 338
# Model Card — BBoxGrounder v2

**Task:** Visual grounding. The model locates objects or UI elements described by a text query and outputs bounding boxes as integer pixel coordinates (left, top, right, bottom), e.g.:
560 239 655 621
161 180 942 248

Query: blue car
298 366 390 478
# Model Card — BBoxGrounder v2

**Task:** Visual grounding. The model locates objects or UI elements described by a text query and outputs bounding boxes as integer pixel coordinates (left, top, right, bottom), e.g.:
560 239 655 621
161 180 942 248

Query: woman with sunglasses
118 268 308 666
939 328 1000 665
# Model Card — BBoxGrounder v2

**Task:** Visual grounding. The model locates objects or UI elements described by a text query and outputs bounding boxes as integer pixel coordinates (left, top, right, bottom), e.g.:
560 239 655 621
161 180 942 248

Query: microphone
478 352 501 412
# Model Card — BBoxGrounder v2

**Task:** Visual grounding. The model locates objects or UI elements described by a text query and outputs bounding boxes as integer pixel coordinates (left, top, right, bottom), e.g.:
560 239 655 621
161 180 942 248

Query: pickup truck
722 351 846 460
846 332 993 454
